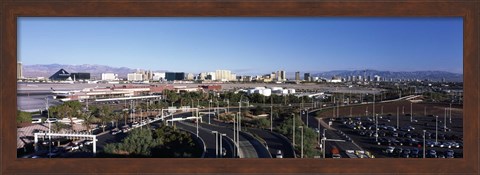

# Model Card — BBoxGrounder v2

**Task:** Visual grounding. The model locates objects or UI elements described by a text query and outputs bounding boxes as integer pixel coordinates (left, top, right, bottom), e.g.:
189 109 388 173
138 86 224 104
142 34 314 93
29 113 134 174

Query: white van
32 118 42 124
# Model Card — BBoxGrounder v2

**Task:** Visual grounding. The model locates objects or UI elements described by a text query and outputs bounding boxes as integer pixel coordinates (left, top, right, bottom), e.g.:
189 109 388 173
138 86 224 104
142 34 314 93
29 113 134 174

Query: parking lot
326 113 463 158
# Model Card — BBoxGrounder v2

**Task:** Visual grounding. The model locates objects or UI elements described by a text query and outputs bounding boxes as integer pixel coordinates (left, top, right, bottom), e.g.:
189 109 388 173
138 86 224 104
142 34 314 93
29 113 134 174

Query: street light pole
448 103 452 123
423 130 426 158
375 114 378 142
322 128 326 159
449 103 452 123
435 115 438 143
196 110 199 137
397 106 399 129
299 126 304 158
292 113 296 146
212 131 218 158
46 97 51 158
209 100 212 124
233 113 236 157
410 102 413 122
306 109 309 127
220 133 226 158
444 108 447 132
270 105 273 132
373 94 375 123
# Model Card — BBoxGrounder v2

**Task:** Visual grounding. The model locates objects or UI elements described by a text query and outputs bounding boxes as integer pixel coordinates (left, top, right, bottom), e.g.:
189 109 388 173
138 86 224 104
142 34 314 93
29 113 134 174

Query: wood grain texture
1 0 478 174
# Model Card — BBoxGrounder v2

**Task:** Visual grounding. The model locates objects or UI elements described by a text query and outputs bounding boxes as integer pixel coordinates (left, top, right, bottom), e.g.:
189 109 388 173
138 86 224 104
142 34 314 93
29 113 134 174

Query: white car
31 118 42 124
44 118 58 123
385 146 395 154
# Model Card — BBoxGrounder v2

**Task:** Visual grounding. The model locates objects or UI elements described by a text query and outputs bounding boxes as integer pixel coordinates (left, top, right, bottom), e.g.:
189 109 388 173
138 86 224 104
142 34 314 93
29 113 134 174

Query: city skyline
19 17 463 74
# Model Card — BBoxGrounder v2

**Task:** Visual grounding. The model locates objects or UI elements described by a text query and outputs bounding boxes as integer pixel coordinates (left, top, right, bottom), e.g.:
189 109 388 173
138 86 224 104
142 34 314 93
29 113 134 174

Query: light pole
322 129 326 159
209 100 212 124
299 126 304 158
270 105 273 132
449 103 452 123
212 131 219 158
220 133 226 158
373 94 375 123
410 102 413 122
444 108 447 132
227 99 229 114
216 100 219 117
45 97 51 158
396 106 399 129
196 110 199 138
423 130 426 158
375 114 378 142
233 112 237 157
292 113 296 146
236 113 240 157
317 121 321 149
305 109 309 127
435 115 438 143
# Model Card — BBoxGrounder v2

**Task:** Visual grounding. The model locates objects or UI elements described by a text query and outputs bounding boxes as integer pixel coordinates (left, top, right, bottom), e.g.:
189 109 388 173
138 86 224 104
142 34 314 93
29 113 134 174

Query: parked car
401 149 411 158
385 146 395 154
111 128 122 135
44 118 58 123
411 148 420 158
427 149 437 158
445 150 454 158
31 118 42 124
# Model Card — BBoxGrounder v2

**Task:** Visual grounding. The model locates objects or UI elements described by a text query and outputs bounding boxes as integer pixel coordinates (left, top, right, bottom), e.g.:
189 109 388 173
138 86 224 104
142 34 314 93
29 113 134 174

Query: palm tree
121 110 128 127
79 112 98 134
112 111 123 129
98 106 112 132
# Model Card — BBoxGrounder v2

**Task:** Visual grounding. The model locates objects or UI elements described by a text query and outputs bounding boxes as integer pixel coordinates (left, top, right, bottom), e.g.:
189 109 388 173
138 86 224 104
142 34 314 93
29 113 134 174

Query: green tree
78 112 98 134
252 117 269 129
17 110 32 124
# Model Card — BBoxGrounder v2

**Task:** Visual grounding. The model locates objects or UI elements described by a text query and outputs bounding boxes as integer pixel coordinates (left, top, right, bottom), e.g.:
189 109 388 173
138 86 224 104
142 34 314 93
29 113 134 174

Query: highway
201 108 294 158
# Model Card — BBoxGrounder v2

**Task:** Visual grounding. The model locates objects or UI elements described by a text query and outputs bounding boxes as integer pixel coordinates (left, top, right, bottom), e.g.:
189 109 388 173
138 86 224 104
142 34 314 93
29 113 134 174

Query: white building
127 73 143 81
186 73 195 80
101 73 119 81
152 72 165 81
215 70 232 82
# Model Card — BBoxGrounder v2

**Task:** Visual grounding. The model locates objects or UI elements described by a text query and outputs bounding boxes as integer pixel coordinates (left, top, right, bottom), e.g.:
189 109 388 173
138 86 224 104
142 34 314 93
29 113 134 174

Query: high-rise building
216 70 232 81
17 62 23 79
295 71 300 81
277 70 286 81
127 73 143 81
304 73 311 81
165 72 185 81
152 72 165 81
101 73 119 81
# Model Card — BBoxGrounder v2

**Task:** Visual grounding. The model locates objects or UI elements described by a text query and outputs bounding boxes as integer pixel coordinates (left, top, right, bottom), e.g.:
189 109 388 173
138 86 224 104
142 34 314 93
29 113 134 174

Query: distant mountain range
311 69 463 82
23 64 463 82
23 64 166 79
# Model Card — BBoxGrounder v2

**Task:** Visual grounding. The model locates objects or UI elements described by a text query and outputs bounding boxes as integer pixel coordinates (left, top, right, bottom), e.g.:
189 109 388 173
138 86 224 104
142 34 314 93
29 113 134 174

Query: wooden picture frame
1 0 478 174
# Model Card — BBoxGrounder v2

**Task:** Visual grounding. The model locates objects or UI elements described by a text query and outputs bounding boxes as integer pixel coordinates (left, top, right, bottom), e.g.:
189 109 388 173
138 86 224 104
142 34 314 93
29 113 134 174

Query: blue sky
18 17 463 75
